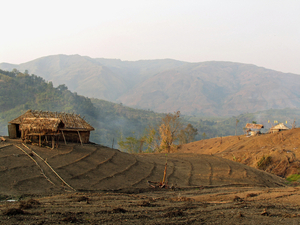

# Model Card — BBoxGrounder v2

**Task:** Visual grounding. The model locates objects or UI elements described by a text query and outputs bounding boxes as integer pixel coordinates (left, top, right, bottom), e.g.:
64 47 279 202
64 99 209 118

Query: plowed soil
1 137 300 224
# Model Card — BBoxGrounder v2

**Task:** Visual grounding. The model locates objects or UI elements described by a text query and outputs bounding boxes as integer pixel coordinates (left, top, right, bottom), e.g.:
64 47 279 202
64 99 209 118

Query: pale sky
1 0 300 74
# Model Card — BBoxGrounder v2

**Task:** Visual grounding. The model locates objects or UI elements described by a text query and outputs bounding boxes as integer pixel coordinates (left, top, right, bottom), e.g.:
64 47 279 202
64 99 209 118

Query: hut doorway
15 124 21 138
8 124 21 139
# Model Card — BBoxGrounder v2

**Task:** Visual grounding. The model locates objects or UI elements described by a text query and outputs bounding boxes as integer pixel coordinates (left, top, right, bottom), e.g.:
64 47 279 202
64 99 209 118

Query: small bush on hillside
257 155 271 170
286 174 300 183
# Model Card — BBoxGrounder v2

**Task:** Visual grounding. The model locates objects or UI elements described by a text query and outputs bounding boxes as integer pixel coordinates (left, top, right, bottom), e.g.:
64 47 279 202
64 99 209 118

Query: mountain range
1 54 300 116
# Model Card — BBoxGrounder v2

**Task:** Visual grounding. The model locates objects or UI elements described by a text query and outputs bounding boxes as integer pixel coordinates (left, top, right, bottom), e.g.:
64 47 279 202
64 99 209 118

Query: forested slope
0 69 163 147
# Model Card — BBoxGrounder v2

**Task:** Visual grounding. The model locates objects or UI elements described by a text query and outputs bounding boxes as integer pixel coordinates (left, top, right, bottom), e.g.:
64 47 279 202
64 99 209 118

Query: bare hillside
179 128 300 178
118 61 300 116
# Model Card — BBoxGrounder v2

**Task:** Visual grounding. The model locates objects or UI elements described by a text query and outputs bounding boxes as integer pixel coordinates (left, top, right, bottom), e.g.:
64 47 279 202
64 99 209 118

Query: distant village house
8 110 94 148
245 123 264 136
269 123 289 133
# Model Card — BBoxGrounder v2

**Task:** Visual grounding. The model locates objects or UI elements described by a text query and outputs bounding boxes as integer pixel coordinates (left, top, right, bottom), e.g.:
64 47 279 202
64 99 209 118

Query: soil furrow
91 156 138 188
131 162 156 187
56 147 98 169
71 150 117 179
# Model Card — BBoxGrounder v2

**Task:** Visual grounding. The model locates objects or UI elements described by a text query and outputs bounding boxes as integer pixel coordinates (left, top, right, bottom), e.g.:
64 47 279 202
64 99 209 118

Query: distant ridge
1 55 300 116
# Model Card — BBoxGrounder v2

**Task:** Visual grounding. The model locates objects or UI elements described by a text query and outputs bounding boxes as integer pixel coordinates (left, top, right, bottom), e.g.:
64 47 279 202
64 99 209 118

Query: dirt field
1 137 300 224
2 186 300 224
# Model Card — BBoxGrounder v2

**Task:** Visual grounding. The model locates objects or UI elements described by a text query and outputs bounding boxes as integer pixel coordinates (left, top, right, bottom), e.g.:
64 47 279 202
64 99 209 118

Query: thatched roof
9 110 94 131
245 123 264 130
20 118 64 133
270 123 289 131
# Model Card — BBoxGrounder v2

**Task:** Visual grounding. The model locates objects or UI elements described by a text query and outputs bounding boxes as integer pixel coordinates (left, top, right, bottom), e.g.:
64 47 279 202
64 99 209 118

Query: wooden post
55 135 57 148
77 131 83 145
39 134 41 147
52 136 55 149
61 130 67 145
162 162 167 184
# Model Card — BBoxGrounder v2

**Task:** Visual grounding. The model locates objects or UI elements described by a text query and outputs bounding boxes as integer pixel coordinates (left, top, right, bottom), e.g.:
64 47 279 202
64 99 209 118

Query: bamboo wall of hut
60 130 90 144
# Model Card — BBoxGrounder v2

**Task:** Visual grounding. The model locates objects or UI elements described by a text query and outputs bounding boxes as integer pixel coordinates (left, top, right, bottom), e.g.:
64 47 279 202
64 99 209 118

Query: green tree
202 132 207 140
142 127 159 152
57 84 68 91
118 133 139 153
12 68 19 75
179 123 198 144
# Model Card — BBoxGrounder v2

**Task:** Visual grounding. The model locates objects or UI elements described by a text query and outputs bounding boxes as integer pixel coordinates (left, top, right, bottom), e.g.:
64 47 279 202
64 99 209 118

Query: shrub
286 174 300 183
257 155 271 170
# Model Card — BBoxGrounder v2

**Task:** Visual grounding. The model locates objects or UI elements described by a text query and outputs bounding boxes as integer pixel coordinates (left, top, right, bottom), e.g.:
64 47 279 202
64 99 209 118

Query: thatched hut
269 123 289 133
245 123 264 136
8 110 94 147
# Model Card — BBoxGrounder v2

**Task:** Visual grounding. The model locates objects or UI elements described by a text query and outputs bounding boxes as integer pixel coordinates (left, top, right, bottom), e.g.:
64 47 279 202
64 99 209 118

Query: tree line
118 111 198 153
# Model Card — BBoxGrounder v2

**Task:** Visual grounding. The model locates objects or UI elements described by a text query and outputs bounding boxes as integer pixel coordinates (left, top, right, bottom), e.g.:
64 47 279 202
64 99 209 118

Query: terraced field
0 139 285 196
3 139 300 224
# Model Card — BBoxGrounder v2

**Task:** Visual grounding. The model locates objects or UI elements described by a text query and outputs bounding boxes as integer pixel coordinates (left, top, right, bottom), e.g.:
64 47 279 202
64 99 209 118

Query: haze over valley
1 54 300 117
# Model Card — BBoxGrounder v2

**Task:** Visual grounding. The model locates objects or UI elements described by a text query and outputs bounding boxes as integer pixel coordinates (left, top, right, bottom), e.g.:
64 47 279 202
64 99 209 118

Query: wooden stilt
55 135 57 148
77 131 83 145
52 136 55 149
39 134 41 147
61 130 67 145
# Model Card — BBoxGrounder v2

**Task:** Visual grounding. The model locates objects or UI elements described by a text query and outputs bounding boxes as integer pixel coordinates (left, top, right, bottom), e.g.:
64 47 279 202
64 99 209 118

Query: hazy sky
1 0 300 74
